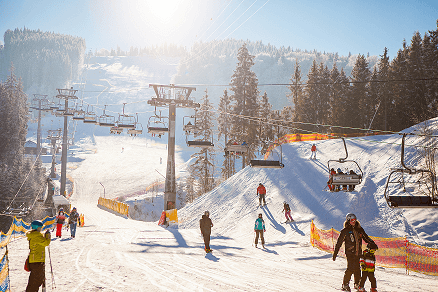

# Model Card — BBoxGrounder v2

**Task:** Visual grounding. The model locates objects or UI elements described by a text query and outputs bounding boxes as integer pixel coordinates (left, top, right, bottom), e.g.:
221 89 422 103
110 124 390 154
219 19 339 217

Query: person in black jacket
199 211 213 253
333 213 375 292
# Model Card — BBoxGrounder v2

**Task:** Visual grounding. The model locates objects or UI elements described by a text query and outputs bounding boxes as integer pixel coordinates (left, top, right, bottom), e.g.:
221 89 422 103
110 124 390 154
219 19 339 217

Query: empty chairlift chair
384 133 437 208
250 143 284 168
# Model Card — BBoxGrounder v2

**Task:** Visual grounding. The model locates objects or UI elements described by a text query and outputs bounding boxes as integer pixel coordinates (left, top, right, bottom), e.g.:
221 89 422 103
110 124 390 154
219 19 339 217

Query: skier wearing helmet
26 220 51 291
333 213 376 292
199 211 214 253
254 213 266 248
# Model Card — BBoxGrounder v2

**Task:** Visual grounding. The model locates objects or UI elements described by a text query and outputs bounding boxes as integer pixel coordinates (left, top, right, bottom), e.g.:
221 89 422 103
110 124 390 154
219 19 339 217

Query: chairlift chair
72 102 86 120
128 114 143 136
327 138 363 189
250 143 284 168
183 115 197 135
83 105 98 124
147 115 168 137
225 142 249 155
110 125 123 134
384 133 437 208
98 105 116 127
117 104 135 129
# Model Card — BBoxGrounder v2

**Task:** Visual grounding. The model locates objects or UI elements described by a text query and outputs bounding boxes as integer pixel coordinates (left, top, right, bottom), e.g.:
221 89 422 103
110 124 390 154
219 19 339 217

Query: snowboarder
55 208 66 238
282 201 294 222
310 144 317 159
254 213 266 248
358 242 379 292
257 183 266 206
26 220 51 292
200 211 213 253
69 207 80 238
333 213 376 292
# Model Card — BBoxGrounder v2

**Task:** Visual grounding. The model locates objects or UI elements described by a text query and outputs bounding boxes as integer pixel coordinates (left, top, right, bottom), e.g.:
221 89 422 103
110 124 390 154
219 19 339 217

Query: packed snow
8 124 438 291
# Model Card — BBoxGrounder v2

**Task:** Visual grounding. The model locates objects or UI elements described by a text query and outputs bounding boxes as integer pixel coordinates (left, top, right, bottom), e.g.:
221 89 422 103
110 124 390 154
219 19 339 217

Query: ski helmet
59 208 63 212
204 211 210 216
346 213 357 221
337 168 342 173
31 220 43 230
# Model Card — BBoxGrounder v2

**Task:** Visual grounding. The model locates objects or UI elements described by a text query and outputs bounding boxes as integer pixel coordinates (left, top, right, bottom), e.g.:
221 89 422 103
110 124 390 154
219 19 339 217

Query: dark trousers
26 262 45 292
202 233 211 250
255 230 265 245
259 194 266 205
343 255 361 286
359 271 377 288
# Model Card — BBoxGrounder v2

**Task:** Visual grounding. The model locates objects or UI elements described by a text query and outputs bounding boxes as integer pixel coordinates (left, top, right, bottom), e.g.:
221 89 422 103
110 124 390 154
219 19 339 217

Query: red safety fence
310 221 438 276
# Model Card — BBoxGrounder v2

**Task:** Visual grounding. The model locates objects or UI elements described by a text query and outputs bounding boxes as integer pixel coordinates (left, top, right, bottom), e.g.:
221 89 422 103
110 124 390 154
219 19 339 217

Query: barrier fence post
405 236 409 275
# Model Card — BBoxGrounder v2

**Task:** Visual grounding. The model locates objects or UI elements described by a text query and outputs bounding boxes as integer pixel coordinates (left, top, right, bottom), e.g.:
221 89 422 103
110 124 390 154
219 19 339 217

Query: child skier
358 242 379 292
254 213 266 248
55 208 66 238
282 201 294 222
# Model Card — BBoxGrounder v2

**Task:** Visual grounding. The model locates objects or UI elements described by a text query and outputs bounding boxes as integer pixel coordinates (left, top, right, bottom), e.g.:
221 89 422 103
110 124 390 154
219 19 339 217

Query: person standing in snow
200 211 213 252
26 220 51 292
55 208 66 238
69 207 79 238
310 144 317 159
254 213 266 248
358 242 379 292
257 183 266 206
282 201 294 222
333 213 376 292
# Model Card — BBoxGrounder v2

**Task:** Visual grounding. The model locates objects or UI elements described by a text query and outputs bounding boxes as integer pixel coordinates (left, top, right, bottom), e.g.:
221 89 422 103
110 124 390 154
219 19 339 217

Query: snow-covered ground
8 121 438 291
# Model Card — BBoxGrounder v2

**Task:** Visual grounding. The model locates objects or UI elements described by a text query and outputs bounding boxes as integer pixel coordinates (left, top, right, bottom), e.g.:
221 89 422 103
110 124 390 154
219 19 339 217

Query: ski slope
9 121 438 291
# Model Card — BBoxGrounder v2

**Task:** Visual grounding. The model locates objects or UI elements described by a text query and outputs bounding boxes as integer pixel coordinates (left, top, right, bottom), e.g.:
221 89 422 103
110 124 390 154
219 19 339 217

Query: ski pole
48 246 56 289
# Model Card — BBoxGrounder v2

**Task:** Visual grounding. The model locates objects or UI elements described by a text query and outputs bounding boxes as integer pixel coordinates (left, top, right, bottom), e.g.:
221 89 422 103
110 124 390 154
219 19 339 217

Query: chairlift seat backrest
250 160 284 168
226 144 249 153
388 195 435 208
331 174 362 185
148 126 169 134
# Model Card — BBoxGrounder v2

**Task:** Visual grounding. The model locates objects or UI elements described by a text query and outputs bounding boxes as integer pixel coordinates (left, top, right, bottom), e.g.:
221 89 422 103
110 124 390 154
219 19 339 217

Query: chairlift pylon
327 138 363 190
384 133 437 208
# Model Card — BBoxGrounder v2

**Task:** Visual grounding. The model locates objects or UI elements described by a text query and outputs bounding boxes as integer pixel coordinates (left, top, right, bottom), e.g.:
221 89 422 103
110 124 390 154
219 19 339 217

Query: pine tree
329 63 350 133
229 44 260 167
288 60 305 132
189 90 216 195
376 48 391 131
349 54 371 129
218 90 236 180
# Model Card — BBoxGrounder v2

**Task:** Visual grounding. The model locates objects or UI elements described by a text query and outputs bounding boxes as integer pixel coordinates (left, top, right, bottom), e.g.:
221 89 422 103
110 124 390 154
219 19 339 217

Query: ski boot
357 287 366 292
341 284 351 292
262 244 265 249
370 288 378 292
354 283 360 291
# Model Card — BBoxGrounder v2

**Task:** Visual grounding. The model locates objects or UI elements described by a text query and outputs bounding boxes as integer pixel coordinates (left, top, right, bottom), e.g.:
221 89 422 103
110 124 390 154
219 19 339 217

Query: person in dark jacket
26 220 51 292
69 207 80 238
333 213 375 292
199 211 213 252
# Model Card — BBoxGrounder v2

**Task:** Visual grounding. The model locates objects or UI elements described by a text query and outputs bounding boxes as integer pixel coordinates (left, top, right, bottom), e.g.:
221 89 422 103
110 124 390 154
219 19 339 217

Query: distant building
24 140 47 155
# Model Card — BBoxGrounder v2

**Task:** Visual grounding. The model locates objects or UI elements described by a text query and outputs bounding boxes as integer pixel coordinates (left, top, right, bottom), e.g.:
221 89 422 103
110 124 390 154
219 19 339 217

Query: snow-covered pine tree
189 89 216 195
218 90 236 180
229 44 260 168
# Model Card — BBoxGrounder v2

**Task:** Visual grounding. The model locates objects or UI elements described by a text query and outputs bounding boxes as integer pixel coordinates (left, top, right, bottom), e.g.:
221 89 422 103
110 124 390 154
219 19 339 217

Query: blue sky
1 0 437 59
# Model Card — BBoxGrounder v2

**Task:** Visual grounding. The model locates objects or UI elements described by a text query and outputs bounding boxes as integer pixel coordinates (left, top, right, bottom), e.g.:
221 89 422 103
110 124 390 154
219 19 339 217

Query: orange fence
98 197 129 217
264 132 384 160
310 221 438 276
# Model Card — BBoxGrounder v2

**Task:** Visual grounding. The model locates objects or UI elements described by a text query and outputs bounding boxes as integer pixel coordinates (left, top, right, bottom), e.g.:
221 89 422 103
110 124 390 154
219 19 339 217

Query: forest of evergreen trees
0 70 46 231
0 27 86 94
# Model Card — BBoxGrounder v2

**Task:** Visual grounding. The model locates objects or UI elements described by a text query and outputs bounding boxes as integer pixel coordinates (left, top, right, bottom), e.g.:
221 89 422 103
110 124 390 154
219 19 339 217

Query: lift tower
148 84 198 210
56 87 78 197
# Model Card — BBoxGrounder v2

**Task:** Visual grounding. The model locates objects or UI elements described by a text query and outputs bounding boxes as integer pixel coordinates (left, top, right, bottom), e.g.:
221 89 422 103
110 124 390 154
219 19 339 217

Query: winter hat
31 220 43 230
204 211 210 216
59 208 64 212
337 168 342 173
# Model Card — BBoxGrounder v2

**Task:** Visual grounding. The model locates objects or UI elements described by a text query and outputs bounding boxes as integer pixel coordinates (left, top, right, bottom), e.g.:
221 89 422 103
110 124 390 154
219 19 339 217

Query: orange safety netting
264 132 384 160
310 221 438 276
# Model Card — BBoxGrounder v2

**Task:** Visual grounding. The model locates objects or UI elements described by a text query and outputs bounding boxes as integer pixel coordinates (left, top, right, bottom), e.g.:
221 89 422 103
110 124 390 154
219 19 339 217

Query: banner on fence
310 220 438 276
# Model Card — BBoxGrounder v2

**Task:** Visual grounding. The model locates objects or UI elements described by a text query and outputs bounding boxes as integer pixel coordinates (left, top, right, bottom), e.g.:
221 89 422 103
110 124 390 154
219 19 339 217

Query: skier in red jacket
257 183 266 206
310 144 317 160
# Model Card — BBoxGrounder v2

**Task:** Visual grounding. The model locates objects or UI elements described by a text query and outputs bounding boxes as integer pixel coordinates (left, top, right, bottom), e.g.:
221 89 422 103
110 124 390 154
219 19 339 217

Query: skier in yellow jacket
26 220 51 292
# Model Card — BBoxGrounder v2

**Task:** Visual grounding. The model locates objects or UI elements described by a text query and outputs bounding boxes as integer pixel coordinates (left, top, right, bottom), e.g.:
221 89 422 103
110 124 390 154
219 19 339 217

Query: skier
358 242 379 292
348 170 357 192
282 201 294 222
335 168 344 192
257 183 267 206
333 213 376 292
69 207 80 238
254 213 266 248
26 220 51 292
55 208 66 238
199 211 213 253
310 144 317 159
